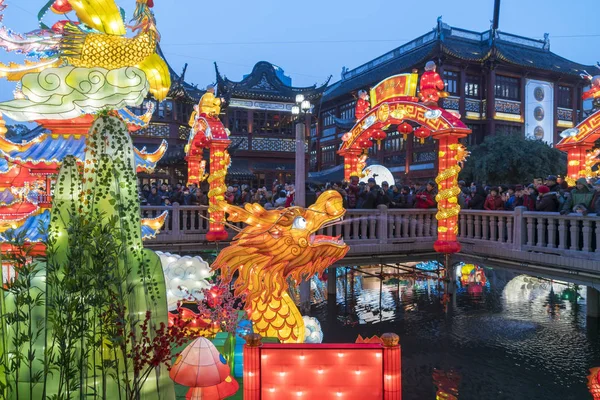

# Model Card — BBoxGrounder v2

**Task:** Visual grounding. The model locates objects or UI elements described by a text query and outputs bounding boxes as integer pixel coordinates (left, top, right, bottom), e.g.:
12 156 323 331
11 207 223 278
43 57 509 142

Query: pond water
310 262 600 400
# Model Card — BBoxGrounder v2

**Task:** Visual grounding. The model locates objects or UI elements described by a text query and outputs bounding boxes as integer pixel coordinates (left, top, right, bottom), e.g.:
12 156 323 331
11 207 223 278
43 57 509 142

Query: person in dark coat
396 186 415 208
522 184 536 211
591 179 600 214
146 187 162 206
467 185 486 210
484 188 504 210
362 178 382 209
535 185 559 212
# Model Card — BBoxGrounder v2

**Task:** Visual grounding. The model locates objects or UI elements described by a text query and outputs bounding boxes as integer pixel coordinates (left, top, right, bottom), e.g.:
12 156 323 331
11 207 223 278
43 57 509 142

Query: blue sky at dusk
0 0 597 103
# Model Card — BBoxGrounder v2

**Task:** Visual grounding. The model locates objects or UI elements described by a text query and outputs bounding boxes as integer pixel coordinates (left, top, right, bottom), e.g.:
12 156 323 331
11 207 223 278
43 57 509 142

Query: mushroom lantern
170 337 239 400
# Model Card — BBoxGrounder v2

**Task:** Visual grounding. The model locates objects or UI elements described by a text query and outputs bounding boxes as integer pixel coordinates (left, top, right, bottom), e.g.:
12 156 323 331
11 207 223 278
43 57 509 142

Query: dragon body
211 191 349 343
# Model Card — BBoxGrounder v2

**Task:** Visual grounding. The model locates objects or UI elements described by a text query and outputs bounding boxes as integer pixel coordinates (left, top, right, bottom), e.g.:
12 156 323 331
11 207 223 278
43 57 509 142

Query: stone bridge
141 205 600 316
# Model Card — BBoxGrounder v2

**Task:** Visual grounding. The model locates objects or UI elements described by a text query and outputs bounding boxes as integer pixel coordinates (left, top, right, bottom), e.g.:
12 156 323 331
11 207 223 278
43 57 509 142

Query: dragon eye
292 217 307 230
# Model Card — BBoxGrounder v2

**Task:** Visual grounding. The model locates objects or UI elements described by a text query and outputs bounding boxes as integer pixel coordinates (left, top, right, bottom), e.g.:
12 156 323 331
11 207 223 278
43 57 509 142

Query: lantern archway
185 115 230 242
338 73 471 253
555 109 600 186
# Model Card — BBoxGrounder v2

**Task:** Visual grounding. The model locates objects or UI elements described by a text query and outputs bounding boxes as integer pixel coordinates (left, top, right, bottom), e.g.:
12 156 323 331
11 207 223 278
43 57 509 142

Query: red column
243 334 262 400
338 148 363 181
206 139 231 242
563 143 593 186
185 154 204 186
382 333 401 400
433 133 465 254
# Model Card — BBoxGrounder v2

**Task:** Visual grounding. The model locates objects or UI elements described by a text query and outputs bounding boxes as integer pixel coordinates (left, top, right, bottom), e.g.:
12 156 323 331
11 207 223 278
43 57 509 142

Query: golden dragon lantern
211 191 349 343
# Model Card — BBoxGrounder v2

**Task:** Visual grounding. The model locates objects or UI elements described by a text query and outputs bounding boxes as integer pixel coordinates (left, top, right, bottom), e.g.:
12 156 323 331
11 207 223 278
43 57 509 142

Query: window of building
557 85 572 108
383 131 405 152
495 75 520 101
322 110 336 127
321 145 336 165
443 70 459 96
496 124 523 136
465 75 481 98
340 101 356 120
164 101 173 119
252 111 293 135
228 109 249 133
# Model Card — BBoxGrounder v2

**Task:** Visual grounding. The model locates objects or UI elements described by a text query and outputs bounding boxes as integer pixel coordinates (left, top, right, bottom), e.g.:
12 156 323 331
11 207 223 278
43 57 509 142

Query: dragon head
212 190 349 304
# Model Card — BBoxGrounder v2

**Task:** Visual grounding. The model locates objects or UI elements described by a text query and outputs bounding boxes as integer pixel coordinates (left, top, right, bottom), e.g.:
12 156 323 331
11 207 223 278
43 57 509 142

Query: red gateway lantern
398 122 413 140
371 129 387 150
414 127 431 144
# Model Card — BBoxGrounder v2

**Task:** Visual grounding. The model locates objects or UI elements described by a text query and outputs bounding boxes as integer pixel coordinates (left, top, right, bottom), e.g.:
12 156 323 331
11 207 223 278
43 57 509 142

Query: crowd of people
140 175 600 216
140 182 209 206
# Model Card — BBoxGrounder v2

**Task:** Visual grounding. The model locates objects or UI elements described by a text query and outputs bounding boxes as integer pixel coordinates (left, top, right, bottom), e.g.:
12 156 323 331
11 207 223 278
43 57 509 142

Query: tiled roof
0 135 166 173
323 23 594 103
216 61 330 103
157 45 204 103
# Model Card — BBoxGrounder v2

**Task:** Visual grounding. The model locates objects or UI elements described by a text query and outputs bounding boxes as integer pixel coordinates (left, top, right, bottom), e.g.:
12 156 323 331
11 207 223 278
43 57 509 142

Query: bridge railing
141 205 600 261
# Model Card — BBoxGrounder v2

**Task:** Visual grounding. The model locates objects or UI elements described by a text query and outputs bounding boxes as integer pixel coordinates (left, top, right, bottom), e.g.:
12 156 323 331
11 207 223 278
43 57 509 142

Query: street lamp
292 93 312 314
292 94 312 208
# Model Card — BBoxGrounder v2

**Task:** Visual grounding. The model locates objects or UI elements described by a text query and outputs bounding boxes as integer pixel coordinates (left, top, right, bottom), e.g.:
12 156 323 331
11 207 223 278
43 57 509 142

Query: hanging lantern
398 122 413 140
414 127 431 144
371 129 387 150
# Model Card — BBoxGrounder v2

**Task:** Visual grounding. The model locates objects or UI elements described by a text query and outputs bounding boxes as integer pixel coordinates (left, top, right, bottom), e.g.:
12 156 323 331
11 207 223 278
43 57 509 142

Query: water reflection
310 262 600 400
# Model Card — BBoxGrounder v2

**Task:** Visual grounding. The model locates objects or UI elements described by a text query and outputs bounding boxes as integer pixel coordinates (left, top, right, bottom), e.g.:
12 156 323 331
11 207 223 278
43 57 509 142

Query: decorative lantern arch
555 109 600 186
338 72 471 253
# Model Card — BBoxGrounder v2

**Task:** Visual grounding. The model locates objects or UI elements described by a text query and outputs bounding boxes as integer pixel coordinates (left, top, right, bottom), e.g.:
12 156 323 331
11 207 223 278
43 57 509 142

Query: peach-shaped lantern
170 337 239 400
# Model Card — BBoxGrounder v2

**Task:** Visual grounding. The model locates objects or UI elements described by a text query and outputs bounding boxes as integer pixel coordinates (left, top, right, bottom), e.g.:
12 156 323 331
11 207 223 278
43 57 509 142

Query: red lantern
358 138 373 150
398 122 413 140
371 129 387 150
414 127 431 144
51 0 72 14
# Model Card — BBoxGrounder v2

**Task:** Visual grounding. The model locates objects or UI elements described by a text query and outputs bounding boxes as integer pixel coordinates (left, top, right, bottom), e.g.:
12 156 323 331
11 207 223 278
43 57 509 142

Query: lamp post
292 94 311 208
292 94 312 313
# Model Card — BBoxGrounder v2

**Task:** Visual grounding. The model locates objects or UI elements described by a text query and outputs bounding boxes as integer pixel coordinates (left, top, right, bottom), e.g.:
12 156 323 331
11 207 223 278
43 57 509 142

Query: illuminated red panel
258 344 385 400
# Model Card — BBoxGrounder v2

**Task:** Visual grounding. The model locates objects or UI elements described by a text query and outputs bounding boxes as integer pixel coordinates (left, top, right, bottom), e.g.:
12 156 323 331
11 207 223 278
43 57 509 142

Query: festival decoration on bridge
342 64 471 253
0 115 174 399
186 87 231 241
211 190 349 343
0 0 170 121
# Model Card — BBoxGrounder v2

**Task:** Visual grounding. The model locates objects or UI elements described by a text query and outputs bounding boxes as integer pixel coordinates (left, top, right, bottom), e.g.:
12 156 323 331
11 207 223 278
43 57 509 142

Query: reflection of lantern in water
458 264 486 287
588 368 600 400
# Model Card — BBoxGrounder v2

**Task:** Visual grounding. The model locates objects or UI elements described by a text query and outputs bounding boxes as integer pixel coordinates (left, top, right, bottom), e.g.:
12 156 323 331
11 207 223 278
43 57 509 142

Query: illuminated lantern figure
212 191 349 343
355 89 371 121
419 61 446 105
582 73 600 108
199 85 223 119
371 129 387 150
50 0 72 13
170 337 239 400
414 126 431 144
398 121 413 140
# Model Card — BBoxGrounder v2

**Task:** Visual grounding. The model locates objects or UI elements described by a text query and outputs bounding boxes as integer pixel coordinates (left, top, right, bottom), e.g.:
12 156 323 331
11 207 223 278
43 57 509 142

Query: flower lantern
398 122 413 140
371 129 387 150
414 127 431 144
170 337 239 400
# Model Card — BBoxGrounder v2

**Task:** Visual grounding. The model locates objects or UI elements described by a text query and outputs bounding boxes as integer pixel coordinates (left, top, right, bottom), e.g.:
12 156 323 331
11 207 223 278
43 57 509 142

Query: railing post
171 203 181 240
377 205 388 244
512 207 526 251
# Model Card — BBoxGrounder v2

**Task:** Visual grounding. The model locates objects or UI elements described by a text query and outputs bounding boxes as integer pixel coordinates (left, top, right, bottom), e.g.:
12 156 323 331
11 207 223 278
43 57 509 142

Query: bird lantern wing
67 0 126 35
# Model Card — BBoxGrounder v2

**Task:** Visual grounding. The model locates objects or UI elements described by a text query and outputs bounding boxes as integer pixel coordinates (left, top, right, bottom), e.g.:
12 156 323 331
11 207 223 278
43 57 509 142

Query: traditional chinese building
216 61 329 186
129 48 205 185
312 18 594 183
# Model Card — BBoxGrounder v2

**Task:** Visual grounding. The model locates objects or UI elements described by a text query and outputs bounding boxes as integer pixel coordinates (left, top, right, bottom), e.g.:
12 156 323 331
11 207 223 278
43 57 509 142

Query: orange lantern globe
398 122 413 140
414 127 431 144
